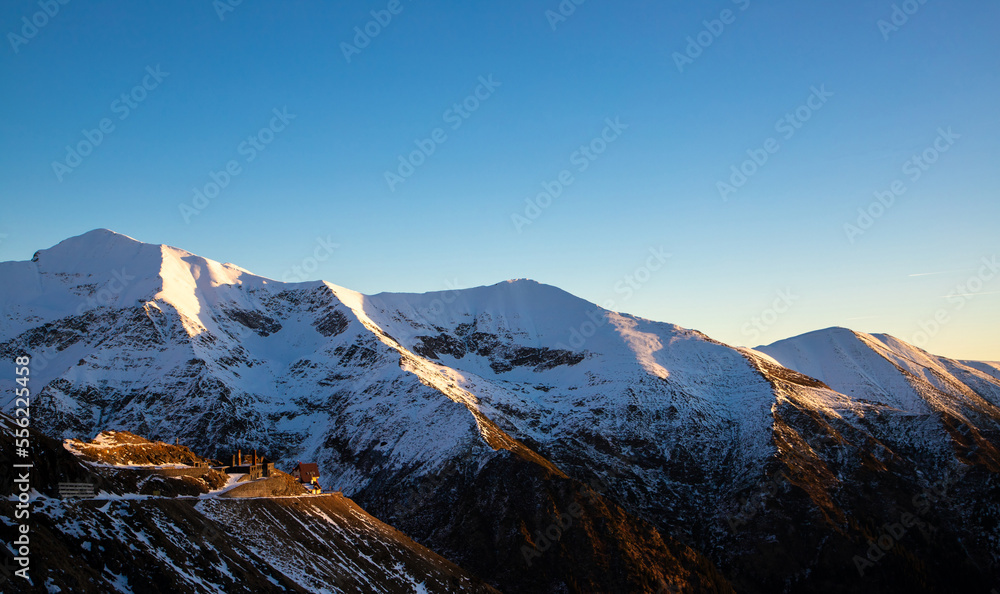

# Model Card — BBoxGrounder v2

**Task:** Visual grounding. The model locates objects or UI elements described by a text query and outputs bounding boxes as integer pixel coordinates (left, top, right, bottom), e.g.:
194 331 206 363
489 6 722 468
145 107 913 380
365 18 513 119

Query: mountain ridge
8 229 992 363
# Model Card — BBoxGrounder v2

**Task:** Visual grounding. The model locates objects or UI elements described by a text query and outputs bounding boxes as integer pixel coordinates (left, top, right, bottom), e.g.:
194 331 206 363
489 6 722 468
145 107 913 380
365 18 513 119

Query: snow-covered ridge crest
757 326 1000 420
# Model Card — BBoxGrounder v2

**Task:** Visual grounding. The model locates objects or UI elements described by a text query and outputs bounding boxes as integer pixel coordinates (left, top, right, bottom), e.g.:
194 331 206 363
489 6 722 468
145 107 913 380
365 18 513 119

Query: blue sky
2 0 998 360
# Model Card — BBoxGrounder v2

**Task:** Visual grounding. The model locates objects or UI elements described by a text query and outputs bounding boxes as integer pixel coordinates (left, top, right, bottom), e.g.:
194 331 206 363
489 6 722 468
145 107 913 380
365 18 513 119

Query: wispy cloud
908 271 956 277
941 290 1000 298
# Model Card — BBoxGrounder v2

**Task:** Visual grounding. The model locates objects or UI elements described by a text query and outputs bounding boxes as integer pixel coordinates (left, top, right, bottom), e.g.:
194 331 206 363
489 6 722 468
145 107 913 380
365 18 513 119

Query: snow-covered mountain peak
32 228 156 275
359 278 605 348
758 325 1000 420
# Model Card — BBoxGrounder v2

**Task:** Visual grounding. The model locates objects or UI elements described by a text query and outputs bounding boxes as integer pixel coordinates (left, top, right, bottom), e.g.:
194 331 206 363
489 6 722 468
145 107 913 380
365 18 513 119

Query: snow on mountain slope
359 280 825 451
757 327 1000 417
0 230 500 491
0 230 159 335
756 327 1000 473
756 328 935 411
963 359 1000 382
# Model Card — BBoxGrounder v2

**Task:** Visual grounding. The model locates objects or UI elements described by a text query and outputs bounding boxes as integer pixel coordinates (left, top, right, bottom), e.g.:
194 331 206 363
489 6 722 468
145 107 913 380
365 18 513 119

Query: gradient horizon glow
1 0 998 360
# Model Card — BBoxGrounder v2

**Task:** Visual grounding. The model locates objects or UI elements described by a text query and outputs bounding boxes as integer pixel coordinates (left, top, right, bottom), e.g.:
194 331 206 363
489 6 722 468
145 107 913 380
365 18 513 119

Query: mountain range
1 229 998 593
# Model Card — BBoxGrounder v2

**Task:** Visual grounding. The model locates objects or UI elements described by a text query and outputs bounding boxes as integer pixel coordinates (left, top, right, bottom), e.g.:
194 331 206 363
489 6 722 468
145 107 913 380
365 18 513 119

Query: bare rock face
220 470 308 498
1 230 999 593
65 430 218 467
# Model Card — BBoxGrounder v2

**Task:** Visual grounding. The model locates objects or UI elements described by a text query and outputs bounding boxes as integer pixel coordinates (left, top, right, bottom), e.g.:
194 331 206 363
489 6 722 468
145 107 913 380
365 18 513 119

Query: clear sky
1 0 998 360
